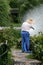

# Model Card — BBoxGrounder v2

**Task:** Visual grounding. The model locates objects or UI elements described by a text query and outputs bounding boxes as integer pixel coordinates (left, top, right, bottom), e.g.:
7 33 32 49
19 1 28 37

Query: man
21 18 34 53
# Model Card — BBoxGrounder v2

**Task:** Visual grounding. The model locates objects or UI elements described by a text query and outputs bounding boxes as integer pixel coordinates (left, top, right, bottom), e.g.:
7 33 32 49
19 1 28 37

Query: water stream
22 4 43 36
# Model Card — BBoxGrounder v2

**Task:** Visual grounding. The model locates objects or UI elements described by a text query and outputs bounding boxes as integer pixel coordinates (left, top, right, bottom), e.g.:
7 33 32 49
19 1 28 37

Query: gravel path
11 49 41 65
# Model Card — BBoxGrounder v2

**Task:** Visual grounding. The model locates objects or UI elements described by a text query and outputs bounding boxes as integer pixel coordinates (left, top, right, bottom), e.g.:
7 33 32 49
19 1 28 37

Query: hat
27 18 34 24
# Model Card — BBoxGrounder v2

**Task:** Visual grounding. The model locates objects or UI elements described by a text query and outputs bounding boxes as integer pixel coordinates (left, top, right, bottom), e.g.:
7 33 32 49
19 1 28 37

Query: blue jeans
21 31 31 53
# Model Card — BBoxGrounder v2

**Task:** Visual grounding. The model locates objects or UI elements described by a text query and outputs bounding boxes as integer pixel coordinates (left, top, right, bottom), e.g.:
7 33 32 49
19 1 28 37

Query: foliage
0 28 43 62
7 52 13 65
0 28 21 48
0 43 8 65
9 0 43 23
26 54 34 59
9 0 43 15
0 0 10 26
15 38 21 49
0 44 13 65
0 28 21 65
0 0 43 25
30 33 43 61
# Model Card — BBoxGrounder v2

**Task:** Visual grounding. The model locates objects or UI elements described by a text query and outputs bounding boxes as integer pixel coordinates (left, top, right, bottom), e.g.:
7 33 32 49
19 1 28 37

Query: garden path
11 49 40 65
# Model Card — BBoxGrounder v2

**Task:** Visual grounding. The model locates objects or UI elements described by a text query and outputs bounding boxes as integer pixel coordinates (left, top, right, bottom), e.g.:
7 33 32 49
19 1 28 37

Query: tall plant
0 0 10 26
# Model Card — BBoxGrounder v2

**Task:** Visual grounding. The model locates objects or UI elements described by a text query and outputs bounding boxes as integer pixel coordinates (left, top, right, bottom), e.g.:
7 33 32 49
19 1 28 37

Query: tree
9 0 43 15
9 0 43 22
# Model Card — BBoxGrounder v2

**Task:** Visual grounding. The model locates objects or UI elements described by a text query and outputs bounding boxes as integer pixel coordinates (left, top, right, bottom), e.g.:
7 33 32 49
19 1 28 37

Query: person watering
21 18 34 53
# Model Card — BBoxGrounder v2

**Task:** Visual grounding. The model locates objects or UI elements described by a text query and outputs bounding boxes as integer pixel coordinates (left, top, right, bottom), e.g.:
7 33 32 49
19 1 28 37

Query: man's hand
30 26 34 30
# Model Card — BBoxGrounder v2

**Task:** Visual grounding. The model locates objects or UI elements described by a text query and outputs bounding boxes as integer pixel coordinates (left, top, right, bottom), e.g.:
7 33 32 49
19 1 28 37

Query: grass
26 54 35 59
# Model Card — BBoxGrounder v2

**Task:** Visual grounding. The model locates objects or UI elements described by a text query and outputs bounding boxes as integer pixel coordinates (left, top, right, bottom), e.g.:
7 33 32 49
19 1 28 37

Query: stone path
11 49 41 65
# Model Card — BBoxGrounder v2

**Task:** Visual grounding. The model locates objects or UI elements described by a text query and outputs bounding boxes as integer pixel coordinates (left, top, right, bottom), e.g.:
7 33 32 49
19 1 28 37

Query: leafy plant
0 0 10 26
30 33 43 61
0 28 21 65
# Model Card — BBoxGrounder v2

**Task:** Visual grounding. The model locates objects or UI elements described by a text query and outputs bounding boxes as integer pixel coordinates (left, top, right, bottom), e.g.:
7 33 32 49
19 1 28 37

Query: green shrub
0 28 21 65
30 33 43 61
0 28 21 48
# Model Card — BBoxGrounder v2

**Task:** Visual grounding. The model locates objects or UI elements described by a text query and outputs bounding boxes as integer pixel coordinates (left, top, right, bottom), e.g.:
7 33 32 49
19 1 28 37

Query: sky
22 4 43 36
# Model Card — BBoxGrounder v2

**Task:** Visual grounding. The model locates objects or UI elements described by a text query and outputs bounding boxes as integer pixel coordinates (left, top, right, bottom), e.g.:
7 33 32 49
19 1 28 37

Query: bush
0 28 21 65
30 33 43 61
0 28 21 48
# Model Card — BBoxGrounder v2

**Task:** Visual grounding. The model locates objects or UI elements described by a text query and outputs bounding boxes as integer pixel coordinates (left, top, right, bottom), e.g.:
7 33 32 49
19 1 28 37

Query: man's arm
30 26 34 30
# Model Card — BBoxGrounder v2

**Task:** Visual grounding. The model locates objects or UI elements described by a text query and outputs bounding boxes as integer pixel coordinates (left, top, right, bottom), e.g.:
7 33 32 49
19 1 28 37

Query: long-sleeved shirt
21 22 33 33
